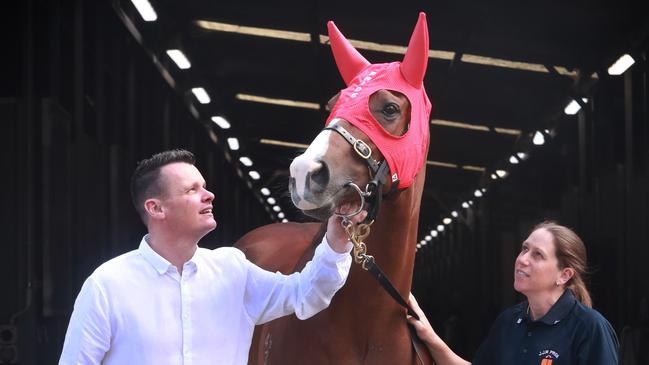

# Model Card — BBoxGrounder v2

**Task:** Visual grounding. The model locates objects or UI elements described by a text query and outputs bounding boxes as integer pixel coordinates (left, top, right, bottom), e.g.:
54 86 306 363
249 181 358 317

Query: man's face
157 162 216 238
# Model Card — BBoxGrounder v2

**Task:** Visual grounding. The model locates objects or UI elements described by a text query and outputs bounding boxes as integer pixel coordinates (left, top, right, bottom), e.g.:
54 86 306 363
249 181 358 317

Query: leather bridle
323 123 396 223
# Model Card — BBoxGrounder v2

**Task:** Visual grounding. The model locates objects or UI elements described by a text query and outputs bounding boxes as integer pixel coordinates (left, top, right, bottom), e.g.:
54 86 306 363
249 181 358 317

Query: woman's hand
407 293 443 349
407 293 471 365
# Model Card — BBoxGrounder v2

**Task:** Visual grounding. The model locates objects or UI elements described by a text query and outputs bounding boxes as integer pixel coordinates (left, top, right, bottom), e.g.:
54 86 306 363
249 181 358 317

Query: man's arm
59 277 110 365
243 212 366 324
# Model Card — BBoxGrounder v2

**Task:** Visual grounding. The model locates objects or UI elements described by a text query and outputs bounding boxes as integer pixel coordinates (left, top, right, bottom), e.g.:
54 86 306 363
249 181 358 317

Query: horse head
289 13 431 221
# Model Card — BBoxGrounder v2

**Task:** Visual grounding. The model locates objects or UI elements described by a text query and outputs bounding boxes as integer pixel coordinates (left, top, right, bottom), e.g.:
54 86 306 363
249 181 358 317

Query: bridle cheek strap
323 124 398 223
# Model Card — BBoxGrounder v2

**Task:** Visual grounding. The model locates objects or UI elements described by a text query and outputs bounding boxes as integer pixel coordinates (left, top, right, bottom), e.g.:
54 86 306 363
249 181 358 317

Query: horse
235 13 434 364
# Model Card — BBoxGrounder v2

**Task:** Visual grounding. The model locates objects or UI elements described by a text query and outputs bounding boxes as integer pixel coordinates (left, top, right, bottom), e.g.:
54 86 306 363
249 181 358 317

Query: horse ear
327 21 371 86
400 12 429 88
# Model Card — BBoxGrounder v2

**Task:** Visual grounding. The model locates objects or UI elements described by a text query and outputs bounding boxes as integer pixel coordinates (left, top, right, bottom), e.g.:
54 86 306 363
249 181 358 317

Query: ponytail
533 221 593 307
568 275 592 308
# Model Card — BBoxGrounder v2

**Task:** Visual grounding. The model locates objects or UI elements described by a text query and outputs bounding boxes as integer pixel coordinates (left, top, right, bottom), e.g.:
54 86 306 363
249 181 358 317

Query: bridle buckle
353 139 372 159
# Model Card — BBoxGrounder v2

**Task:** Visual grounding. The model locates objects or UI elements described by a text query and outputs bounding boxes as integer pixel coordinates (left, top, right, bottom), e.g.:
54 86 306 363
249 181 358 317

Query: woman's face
514 228 565 296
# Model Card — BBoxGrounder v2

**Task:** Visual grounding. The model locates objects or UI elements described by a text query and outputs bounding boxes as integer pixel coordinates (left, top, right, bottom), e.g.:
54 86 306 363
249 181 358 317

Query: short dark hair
130 149 196 223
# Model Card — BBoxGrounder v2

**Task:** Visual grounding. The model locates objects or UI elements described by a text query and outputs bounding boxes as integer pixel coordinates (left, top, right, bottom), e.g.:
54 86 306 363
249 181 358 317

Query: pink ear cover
326 12 431 189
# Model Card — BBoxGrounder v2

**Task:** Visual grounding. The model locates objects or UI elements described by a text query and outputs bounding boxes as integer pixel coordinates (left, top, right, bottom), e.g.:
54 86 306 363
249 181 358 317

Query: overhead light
211 116 231 129
496 169 508 178
227 137 239 151
517 152 528 161
494 127 522 136
481 188 486 193
474 189 483 197
278 212 285 219
564 98 588 115
533 131 545 145
431 119 489 132
259 138 309 149
469 200 474 205
427 160 458 169
460 53 577 77
461 202 469 209
426 160 486 172
437 225 445 232
166 49 191 69
282 218 288 223
430 119 521 136
607 54 635 75
191 87 211 104
451 211 458 218
443 217 452 225
509 155 519 164
272 205 281 212
236 93 320 110
420 240 426 245
431 230 438 237
319 35 455 60
197 19 577 77
130 0 157 21
416 243 421 249
425 235 432 241
266 197 276 205
196 20 312 42
491 173 497 180
248 170 261 180
462 165 486 172
239 156 253 166
260 187 271 196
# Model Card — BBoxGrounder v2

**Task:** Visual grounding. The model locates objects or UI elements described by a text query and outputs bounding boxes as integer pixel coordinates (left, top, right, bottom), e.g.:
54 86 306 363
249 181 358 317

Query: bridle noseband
323 123 396 222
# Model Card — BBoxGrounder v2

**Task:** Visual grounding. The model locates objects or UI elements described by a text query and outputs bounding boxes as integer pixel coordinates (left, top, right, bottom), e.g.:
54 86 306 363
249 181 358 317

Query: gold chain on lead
342 218 374 270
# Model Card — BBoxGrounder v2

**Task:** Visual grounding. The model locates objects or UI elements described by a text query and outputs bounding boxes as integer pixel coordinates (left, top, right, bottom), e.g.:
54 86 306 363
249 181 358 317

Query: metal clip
342 219 373 269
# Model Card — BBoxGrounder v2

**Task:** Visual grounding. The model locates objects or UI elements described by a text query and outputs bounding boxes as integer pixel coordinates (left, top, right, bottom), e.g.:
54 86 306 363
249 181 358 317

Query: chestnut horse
236 13 434 364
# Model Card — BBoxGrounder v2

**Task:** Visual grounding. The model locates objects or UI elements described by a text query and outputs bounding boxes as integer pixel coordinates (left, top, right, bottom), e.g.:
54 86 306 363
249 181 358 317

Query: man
60 149 361 364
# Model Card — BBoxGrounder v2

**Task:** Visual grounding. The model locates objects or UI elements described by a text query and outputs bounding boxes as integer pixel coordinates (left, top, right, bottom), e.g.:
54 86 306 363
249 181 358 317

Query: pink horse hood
326 12 431 189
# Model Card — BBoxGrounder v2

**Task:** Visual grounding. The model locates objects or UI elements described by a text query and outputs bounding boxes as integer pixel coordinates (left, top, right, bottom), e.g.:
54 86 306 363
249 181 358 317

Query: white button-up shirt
59 235 352 364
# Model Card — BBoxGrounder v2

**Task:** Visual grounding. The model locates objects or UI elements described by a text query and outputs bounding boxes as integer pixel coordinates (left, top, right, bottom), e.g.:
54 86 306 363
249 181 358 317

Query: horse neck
363 166 425 292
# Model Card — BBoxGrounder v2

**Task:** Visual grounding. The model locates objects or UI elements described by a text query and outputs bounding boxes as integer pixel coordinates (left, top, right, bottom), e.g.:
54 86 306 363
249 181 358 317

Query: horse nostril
309 160 330 189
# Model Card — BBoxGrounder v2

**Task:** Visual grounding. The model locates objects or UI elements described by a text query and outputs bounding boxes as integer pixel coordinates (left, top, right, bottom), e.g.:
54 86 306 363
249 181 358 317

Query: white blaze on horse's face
289 126 333 211
289 118 369 219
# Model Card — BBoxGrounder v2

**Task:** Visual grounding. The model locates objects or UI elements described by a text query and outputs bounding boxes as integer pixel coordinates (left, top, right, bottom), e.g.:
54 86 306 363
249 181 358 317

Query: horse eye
383 104 399 116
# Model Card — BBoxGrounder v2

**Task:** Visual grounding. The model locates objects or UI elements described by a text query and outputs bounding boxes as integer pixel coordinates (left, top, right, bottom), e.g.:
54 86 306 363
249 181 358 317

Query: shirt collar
138 235 175 275
514 289 577 326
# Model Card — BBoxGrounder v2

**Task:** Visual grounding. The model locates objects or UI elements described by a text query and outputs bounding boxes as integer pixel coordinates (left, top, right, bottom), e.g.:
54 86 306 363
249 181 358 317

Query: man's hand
325 208 368 253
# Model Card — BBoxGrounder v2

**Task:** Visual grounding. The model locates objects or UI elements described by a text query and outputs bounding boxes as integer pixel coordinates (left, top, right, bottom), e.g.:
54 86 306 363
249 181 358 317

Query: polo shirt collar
516 289 577 326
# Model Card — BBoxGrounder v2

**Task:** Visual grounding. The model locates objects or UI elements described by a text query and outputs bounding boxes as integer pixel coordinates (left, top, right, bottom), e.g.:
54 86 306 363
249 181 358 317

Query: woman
408 221 619 365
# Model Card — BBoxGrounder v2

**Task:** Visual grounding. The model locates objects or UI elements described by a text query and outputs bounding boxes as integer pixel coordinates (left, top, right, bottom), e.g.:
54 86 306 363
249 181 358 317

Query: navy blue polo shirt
472 289 618 365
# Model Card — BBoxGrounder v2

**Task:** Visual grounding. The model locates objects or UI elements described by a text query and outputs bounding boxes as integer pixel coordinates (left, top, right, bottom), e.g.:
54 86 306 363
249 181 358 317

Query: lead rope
341 218 428 365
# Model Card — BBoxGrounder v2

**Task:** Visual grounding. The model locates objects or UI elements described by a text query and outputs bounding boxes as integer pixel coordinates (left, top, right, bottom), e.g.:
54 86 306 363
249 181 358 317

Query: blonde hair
533 221 592 308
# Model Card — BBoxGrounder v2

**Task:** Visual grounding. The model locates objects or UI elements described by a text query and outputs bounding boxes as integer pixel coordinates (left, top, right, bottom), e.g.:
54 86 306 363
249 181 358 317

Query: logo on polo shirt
538 349 559 364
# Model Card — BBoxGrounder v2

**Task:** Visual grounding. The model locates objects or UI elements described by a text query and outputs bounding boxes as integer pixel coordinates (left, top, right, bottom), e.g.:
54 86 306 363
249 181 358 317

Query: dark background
1 0 648 363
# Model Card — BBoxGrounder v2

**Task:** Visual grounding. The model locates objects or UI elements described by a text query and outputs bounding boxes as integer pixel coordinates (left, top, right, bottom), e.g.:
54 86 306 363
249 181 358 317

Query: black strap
324 124 381 173
365 257 426 364
363 256 419 320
